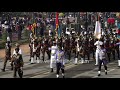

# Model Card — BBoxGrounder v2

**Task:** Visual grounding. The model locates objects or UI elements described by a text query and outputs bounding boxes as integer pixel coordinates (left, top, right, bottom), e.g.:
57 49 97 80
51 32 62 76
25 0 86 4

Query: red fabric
27 25 32 30
118 29 120 34
107 18 115 24
56 12 59 28
15 25 19 31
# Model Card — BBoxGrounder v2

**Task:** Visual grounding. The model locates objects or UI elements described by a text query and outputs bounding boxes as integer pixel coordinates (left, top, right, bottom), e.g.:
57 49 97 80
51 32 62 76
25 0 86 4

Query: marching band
1 12 120 78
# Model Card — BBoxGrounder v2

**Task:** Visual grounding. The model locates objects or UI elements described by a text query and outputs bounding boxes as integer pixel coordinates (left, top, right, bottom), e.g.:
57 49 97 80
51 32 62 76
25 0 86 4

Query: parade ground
0 12 120 78
0 44 120 78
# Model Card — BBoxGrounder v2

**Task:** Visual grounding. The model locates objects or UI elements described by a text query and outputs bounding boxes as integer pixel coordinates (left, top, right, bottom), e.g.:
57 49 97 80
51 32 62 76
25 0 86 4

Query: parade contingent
1 12 120 78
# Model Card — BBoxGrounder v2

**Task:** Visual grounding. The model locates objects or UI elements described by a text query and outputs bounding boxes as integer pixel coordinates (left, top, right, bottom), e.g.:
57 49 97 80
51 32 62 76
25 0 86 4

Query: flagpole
56 12 59 38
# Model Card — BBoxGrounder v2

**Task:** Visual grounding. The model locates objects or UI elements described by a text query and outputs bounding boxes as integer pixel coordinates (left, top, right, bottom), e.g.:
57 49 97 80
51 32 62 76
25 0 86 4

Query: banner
56 12 59 29
94 21 101 39
55 12 59 37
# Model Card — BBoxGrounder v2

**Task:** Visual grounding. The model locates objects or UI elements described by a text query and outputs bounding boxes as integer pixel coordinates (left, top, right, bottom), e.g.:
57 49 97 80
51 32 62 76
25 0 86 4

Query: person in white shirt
55 46 65 78
98 45 107 76
10 43 23 70
50 41 58 72
94 39 103 65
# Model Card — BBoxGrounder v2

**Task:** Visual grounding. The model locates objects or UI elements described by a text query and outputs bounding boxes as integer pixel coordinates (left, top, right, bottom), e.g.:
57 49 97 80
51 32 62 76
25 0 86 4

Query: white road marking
107 69 115 72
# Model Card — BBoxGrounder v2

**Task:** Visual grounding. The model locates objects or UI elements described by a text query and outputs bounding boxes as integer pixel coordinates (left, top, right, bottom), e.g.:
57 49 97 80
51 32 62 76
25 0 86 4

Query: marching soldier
1 37 12 72
94 38 103 66
50 41 58 72
30 37 39 64
74 37 80 64
115 41 120 67
98 45 107 76
55 45 65 78
89 37 95 60
11 43 23 69
110 38 115 60
104 38 111 62
115 38 120 59
12 47 24 78
29 33 34 61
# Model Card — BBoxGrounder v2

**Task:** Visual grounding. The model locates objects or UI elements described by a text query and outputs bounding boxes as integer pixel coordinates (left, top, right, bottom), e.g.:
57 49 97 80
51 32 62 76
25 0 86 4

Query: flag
33 23 37 28
56 12 59 29
94 21 101 39
55 12 59 36
58 25 61 38
31 25 35 36
118 23 120 29
117 28 120 39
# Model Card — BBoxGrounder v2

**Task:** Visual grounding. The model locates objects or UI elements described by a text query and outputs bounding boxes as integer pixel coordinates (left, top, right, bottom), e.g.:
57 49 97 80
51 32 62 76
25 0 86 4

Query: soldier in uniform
30 37 39 64
12 47 24 78
115 41 120 67
115 38 120 59
29 33 34 61
89 37 95 60
110 38 115 60
98 45 107 76
1 37 12 72
55 45 65 78
104 38 111 62
74 37 80 64
50 41 58 72
94 38 103 66
11 43 22 70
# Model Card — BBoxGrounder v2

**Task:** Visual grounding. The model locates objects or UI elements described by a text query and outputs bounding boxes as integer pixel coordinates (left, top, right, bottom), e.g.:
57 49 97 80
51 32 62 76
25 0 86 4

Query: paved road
0 52 120 78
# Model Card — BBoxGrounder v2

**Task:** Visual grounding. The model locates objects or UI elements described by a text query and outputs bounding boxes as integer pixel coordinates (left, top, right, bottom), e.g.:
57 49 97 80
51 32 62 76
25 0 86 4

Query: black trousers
98 59 107 71
56 62 64 75
111 50 115 60
13 67 23 78
2 54 11 70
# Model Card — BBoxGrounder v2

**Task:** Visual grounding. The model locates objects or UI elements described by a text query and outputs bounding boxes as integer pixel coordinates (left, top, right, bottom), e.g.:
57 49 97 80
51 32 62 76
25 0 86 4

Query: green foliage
2 31 7 42
0 40 5 49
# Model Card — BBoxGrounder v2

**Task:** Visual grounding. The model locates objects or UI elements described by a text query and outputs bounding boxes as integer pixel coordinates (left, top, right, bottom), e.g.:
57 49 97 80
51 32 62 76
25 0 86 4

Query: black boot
29 59 31 61
98 74 101 76
11 67 13 70
105 72 107 75
1 69 5 72
51 68 53 72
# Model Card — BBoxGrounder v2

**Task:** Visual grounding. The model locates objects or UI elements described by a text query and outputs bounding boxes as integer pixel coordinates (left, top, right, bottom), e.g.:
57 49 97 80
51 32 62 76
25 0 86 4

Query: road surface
0 52 120 78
